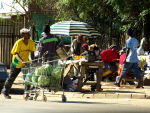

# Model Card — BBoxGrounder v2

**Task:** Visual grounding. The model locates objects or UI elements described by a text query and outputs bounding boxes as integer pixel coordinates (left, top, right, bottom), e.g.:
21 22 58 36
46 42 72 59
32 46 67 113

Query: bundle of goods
24 64 62 88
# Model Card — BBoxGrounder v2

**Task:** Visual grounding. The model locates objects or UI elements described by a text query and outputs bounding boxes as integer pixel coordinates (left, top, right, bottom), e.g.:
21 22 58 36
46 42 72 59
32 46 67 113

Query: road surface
0 96 150 113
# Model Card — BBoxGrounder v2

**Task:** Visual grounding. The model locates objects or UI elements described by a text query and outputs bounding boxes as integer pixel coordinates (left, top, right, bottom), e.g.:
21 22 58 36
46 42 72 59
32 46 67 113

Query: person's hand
22 61 30 64
22 61 31 67
22 61 31 65
21 61 27 64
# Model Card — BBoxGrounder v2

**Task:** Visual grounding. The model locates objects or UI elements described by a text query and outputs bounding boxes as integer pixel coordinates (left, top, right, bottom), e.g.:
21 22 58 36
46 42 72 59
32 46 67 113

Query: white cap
20 28 30 34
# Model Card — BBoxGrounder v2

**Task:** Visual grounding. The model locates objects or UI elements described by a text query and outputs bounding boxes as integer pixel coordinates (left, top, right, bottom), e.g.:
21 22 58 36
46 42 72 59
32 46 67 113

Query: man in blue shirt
115 28 143 88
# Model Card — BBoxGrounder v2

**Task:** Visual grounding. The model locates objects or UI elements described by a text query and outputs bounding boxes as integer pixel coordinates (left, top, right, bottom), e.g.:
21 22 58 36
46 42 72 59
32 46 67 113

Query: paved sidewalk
10 72 150 100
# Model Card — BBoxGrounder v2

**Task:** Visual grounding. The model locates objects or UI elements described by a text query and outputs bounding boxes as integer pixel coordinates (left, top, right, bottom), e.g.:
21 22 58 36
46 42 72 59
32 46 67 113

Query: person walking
1 28 36 99
115 28 142 88
37 24 62 62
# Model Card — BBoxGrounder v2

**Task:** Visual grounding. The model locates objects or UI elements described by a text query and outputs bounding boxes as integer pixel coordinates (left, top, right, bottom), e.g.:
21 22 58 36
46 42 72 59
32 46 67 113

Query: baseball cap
20 28 30 34
82 43 88 48
125 28 133 36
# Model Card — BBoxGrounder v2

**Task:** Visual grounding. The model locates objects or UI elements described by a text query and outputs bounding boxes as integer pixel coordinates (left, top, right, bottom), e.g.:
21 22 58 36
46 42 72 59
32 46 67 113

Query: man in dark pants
1 28 36 99
115 28 142 88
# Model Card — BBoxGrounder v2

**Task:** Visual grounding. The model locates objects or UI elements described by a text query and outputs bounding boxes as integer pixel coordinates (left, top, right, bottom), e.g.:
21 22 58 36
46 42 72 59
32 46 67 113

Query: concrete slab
93 94 106 99
83 94 94 99
132 93 146 99
105 93 118 99
72 93 84 98
118 93 132 99
145 95 150 99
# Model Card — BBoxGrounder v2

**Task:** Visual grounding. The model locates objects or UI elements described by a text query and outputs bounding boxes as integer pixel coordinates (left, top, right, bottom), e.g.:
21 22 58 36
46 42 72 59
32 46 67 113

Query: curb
62 92 148 99
44 91 149 99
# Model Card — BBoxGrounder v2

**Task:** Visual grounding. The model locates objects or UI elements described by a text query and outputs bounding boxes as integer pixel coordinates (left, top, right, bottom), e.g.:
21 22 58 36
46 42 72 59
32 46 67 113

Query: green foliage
11 0 150 47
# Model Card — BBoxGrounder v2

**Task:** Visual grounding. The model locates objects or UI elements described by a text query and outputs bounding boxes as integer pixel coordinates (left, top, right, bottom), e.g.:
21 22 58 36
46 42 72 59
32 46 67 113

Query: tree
56 0 119 47
105 0 150 35
55 0 150 48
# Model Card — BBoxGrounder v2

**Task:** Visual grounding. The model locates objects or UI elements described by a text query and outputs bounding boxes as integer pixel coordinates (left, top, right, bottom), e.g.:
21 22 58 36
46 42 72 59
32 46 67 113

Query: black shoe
136 85 144 88
1 93 11 99
114 82 120 87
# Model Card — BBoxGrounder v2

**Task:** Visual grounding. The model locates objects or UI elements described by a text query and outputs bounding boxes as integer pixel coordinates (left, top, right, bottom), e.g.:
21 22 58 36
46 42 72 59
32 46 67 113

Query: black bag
86 51 96 62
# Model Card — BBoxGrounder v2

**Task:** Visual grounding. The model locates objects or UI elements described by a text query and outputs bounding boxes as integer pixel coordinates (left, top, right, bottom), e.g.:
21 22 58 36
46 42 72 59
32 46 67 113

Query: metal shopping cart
21 59 67 102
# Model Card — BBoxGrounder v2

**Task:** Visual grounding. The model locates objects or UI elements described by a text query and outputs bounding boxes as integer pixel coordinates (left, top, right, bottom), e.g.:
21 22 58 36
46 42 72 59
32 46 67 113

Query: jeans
116 62 140 83
1 64 21 95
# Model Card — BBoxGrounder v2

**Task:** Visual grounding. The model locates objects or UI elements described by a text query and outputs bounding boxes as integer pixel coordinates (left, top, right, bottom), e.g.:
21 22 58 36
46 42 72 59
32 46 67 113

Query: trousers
1 64 21 95
116 62 140 83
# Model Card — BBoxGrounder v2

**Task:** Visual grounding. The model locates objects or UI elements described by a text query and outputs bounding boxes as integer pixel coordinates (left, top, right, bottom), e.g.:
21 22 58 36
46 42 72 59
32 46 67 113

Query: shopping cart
21 59 67 102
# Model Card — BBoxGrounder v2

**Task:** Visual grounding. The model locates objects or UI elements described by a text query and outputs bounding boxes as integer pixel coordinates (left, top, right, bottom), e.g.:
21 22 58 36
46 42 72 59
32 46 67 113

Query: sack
56 47 68 60
86 51 96 62
63 75 73 90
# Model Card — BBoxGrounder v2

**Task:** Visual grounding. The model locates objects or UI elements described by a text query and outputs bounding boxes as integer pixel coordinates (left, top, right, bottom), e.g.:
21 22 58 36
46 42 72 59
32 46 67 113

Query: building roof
0 0 27 18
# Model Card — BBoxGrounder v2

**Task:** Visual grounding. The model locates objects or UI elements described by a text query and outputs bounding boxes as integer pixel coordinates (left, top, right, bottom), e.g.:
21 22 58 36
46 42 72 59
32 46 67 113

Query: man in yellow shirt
1 28 36 99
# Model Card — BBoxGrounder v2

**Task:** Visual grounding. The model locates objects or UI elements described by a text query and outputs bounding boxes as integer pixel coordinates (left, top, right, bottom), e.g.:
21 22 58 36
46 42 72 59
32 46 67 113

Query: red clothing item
118 53 131 78
118 53 126 76
100 49 119 62
119 53 126 65
111 49 119 61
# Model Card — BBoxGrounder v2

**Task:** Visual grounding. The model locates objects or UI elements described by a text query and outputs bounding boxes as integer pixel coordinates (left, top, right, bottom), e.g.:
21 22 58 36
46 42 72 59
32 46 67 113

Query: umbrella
50 21 100 36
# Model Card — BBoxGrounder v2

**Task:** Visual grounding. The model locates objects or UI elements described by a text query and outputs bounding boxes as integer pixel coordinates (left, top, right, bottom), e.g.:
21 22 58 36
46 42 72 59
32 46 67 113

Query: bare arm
124 48 130 63
15 53 24 63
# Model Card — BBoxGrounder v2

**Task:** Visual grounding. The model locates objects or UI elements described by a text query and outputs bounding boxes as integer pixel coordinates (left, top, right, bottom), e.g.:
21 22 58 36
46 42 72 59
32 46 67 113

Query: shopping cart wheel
42 95 47 102
62 94 67 102
23 93 30 101
33 95 38 101
34 96 37 101
34 93 39 101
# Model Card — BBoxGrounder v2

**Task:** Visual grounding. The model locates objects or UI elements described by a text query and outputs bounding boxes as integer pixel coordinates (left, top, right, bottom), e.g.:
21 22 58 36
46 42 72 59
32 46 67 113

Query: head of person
77 34 83 42
89 44 97 51
83 36 89 43
82 43 88 51
93 46 99 51
125 28 134 37
109 45 118 52
20 28 30 39
43 24 50 34
119 47 126 55
93 46 100 56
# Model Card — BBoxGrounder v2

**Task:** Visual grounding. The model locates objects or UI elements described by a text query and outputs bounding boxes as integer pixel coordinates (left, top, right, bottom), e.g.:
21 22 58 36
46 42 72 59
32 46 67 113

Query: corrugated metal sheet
0 17 24 68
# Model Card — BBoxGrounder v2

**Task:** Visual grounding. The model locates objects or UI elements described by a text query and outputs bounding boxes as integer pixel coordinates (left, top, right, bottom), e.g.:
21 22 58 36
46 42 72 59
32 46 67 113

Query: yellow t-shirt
11 38 36 68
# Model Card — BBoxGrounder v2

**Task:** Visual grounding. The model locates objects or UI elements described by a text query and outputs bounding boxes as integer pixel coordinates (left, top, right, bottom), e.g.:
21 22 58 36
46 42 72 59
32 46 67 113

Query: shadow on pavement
10 88 24 95
80 90 142 94
50 100 117 105
101 90 142 94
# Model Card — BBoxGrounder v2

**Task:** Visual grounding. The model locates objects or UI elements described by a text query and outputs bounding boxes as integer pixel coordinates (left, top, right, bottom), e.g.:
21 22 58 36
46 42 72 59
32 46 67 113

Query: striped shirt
38 34 58 59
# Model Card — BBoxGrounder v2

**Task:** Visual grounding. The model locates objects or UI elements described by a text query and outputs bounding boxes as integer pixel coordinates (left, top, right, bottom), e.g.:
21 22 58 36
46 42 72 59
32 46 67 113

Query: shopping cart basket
21 59 67 102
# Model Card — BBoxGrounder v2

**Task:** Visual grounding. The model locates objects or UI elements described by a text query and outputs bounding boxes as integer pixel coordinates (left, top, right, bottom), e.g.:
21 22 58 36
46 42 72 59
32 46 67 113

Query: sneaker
114 82 120 87
1 93 11 99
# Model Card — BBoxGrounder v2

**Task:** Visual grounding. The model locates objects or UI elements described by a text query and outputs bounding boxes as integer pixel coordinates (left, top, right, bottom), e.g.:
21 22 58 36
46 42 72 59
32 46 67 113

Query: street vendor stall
61 58 104 91
50 20 101 91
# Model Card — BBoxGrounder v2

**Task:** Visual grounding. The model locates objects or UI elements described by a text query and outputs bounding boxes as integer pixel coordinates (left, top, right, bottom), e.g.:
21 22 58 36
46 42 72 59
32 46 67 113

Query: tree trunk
143 14 150 49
